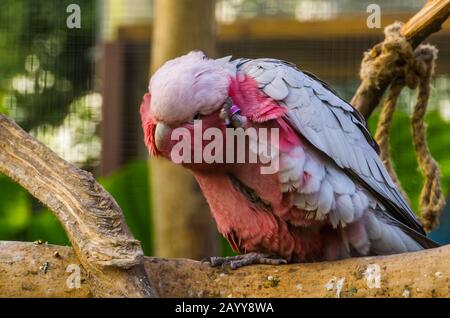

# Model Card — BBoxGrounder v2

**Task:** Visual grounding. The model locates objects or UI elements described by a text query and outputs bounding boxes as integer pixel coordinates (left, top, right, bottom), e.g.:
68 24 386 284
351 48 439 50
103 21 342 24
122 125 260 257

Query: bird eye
193 112 201 120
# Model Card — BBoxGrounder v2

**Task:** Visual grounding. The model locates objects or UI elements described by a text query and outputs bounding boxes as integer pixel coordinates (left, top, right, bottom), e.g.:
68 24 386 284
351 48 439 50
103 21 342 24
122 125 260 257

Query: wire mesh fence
1 0 449 250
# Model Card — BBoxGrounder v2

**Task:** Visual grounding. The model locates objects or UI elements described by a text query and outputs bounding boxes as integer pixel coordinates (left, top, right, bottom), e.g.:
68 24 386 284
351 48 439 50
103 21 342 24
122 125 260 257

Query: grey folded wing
232 57 437 248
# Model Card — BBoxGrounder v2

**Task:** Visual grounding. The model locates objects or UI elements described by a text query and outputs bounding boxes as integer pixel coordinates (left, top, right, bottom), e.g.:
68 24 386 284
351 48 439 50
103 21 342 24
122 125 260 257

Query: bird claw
219 98 232 125
203 253 287 270
219 97 247 128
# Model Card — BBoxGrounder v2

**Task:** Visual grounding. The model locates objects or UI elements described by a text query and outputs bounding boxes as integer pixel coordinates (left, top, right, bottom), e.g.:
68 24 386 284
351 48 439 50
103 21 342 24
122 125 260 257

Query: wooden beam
402 0 450 47
1 241 449 298
149 0 220 260
99 43 125 176
117 13 450 43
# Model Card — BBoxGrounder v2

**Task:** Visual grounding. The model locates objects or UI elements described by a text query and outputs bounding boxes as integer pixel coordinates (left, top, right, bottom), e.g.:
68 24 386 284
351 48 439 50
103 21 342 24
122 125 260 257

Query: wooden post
99 43 125 176
149 0 219 259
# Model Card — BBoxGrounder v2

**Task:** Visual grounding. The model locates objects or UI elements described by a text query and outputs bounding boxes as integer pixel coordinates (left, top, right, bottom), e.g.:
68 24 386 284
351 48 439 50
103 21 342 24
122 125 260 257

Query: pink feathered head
139 93 159 156
148 51 230 126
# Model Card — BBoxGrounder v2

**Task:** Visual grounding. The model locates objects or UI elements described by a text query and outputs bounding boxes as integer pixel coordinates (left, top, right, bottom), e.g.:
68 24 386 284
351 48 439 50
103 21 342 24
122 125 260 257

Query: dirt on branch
0 241 448 298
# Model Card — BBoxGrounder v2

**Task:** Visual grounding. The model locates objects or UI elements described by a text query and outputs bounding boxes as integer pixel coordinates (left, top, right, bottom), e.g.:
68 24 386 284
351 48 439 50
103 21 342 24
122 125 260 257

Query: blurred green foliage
0 160 153 255
221 235 238 257
0 0 95 130
0 0 153 255
25 209 69 246
0 97 7 114
0 177 32 240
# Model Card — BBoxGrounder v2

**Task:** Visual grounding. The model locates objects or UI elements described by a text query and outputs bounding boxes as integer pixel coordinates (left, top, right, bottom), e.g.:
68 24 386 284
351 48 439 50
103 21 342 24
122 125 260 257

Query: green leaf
25 209 69 245
0 175 31 240
220 235 238 257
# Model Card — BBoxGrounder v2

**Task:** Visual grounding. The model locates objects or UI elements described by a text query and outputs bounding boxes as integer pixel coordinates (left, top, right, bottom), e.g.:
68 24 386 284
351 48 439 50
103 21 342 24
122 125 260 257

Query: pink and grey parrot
140 51 438 268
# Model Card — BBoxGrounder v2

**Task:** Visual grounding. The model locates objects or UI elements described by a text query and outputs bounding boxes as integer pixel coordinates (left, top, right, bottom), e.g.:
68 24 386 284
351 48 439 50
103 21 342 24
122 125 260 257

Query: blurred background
0 0 449 258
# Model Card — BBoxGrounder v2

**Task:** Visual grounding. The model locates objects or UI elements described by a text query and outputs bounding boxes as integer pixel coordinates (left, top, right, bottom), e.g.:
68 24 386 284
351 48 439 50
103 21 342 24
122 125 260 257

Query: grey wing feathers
234 57 435 245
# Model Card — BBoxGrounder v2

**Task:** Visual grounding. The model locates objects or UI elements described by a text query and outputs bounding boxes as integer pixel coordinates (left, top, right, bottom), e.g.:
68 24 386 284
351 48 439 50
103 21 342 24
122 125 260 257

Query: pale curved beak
155 122 171 151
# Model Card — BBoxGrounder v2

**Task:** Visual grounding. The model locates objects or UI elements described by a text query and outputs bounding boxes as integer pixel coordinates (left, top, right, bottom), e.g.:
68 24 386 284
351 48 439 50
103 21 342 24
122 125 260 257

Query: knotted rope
359 22 445 232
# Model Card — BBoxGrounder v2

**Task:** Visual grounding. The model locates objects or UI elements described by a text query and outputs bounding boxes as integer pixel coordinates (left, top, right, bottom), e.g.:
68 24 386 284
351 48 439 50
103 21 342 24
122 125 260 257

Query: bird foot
203 252 287 270
219 97 247 128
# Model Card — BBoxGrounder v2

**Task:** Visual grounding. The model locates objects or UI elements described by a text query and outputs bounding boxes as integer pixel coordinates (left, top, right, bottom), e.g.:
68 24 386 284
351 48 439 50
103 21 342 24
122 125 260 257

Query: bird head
140 51 232 169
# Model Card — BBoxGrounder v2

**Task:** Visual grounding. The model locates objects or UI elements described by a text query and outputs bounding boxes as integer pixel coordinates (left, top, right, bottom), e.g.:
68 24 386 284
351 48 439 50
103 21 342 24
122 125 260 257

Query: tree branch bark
0 241 448 298
0 114 157 297
351 0 450 119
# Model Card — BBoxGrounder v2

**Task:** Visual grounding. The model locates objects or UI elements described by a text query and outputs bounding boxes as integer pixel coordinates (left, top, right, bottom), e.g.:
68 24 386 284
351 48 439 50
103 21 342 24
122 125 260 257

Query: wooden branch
352 0 450 119
0 241 448 298
0 114 157 297
402 0 450 48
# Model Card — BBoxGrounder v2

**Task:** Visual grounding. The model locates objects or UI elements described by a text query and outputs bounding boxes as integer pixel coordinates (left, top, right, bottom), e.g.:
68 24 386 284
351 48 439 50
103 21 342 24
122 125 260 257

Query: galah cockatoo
140 51 438 269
